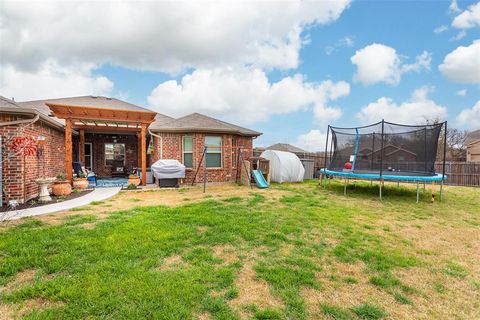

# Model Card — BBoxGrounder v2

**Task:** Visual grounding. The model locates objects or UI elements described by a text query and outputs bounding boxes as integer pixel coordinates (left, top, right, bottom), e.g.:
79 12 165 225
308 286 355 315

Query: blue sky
1 0 479 150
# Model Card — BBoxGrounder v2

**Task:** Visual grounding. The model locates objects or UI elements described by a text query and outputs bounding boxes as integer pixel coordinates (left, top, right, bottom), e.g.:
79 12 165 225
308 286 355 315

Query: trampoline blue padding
320 169 446 182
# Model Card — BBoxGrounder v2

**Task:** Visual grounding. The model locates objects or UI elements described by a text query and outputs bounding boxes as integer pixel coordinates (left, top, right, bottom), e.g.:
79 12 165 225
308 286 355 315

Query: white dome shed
260 150 305 183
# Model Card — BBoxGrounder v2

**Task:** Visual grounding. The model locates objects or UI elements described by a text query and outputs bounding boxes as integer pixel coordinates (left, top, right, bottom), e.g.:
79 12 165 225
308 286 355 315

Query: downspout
148 129 162 159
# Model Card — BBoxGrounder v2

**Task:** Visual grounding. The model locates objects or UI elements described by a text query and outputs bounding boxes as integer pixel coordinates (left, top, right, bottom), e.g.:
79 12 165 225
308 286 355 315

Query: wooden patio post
80 129 85 164
137 133 142 168
141 124 147 186
65 118 73 181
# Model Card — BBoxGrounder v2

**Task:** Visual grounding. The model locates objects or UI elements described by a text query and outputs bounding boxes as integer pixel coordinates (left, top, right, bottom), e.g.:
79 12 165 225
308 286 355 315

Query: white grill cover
151 159 186 179
260 150 305 183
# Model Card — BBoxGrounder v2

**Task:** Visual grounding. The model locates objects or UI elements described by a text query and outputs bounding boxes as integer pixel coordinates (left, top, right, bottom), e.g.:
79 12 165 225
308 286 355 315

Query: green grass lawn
0 181 479 319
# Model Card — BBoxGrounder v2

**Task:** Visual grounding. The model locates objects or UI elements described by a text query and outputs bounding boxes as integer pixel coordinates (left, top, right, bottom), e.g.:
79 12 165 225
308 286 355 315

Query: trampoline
320 120 447 202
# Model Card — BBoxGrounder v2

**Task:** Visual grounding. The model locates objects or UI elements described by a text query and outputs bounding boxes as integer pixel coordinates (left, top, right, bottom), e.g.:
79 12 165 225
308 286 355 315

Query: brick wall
80 133 139 177
151 132 254 184
1 114 65 204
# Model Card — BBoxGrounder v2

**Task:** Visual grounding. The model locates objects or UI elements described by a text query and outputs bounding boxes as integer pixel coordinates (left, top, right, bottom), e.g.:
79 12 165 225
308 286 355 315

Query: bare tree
425 118 467 161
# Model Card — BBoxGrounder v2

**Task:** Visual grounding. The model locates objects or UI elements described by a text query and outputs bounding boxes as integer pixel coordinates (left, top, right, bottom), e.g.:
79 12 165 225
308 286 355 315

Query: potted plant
128 173 141 187
72 172 89 190
51 173 72 196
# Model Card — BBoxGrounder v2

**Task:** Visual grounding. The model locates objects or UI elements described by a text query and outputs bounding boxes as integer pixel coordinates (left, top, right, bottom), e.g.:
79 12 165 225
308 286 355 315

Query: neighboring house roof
0 96 64 129
266 143 307 153
467 139 480 147
370 144 417 157
150 112 261 137
466 129 480 145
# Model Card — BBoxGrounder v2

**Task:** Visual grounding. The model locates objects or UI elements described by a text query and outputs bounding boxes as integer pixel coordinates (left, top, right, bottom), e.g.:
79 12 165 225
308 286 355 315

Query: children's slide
252 170 269 189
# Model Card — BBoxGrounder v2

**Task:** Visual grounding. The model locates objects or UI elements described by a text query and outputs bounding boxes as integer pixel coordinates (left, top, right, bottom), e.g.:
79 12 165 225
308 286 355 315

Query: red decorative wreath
10 136 38 156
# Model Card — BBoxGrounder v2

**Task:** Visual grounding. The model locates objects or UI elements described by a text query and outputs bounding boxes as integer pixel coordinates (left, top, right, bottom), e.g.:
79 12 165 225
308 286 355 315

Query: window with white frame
105 143 125 166
183 136 193 168
205 136 222 168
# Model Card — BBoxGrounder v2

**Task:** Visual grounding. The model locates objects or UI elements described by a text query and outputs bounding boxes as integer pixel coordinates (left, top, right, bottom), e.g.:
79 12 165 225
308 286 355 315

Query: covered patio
46 102 157 186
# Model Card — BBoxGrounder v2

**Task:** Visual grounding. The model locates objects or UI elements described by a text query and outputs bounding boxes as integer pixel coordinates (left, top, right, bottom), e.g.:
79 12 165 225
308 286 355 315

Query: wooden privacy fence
435 162 480 187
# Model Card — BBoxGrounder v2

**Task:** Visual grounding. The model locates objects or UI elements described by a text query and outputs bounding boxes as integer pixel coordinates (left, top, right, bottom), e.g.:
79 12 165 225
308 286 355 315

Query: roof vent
106 97 112 100
91 96 97 99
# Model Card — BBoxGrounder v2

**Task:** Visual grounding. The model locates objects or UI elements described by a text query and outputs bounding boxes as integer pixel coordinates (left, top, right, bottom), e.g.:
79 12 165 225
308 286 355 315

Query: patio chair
73 161 97 186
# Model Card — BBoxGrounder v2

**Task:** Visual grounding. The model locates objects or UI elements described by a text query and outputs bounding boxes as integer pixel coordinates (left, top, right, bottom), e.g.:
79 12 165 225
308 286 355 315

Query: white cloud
439 40 480 84
147 67 350 125
350 44 431 86
449 0 461 14
356 86 447 124
450 30 467 41
0 60 113 101
0 0 351 74
296 130 327 152
457 101 480 129
456 89 467 96
434 25 449 33
325 36 354 55
452 1 480 29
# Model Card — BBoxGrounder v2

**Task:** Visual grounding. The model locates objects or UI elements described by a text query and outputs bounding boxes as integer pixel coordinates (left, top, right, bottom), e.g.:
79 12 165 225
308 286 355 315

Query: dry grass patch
393 266 480 319
157 254 184 271
0 269 37 293
0 298 64 320
197 226 209 234
212 245 238 265
229 260 284 318
196 311 212 320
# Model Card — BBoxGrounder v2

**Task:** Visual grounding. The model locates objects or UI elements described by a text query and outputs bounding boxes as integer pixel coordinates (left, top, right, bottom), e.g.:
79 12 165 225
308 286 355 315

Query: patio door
84 143 93 170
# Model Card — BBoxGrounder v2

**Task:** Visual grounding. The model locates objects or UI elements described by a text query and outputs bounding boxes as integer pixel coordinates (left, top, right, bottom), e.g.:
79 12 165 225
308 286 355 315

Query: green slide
252 170 269 189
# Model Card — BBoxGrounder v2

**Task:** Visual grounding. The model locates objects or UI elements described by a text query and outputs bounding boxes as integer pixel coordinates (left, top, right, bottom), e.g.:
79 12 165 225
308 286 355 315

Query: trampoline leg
431 182 435 203
323 173 327 190
440 181 444 201
344 178 348 196
423 183 426 192
397 181 400 188
379 180 382 201
416 182 419 203
370 179 373 186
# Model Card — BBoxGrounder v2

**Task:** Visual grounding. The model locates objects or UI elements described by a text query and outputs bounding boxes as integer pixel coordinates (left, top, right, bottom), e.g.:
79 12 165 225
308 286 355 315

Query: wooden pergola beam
71 125 141 133
141 124 147 186
65 118 73 181
80 129 85 164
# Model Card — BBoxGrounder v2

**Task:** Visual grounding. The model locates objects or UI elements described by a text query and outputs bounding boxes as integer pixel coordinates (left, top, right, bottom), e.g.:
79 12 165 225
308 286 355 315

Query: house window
183 136 193 168
105 143 125 166
398 155 405 162
205 136 222 168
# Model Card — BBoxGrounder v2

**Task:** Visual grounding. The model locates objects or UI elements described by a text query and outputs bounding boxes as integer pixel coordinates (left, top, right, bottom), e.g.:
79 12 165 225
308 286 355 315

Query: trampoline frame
321 120 448 202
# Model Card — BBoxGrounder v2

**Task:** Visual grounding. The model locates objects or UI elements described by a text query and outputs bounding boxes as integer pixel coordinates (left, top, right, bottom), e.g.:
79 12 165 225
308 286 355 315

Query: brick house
1 96 261 205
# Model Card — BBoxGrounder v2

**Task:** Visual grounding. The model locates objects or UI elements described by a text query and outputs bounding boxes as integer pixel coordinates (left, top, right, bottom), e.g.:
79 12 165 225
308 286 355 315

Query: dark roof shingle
466 129 480 145
266 143 307 153
150 113 261 136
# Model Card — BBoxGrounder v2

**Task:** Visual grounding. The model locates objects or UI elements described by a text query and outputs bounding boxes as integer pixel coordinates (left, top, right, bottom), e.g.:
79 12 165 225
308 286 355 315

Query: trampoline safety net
327 121 445 177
